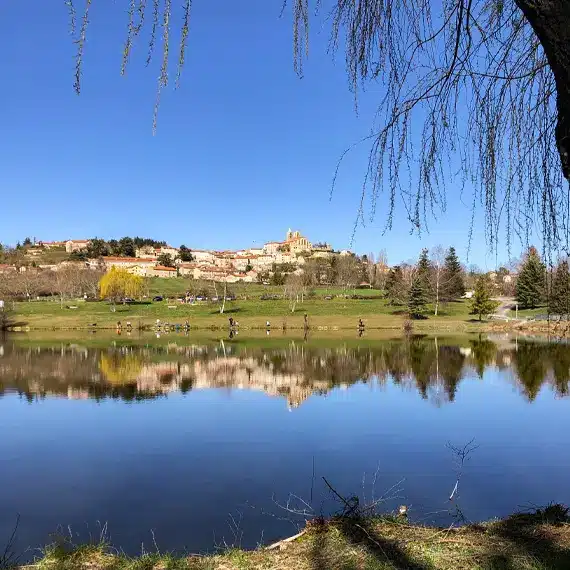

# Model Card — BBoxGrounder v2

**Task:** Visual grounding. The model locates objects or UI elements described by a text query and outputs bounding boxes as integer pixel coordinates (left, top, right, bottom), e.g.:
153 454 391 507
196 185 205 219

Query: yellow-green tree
99 267 143 310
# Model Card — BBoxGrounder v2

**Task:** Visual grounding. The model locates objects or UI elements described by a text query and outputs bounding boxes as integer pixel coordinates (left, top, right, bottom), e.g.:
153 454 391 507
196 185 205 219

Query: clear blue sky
1 1 524 269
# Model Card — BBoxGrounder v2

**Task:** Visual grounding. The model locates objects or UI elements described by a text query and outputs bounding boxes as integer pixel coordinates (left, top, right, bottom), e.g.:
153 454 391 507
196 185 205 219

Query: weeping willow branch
73 0 91 95
66 0 570 253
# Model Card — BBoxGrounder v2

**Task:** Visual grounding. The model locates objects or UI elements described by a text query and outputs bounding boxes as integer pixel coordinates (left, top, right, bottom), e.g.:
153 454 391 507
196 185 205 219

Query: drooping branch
65 0 570 252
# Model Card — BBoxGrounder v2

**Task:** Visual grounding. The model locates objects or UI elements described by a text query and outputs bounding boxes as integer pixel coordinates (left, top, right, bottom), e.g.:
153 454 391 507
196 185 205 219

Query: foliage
516 247 546 309
99 267 143 305
416 249 433 299
470 276 499 321
85 237 165 259
442 247 465 301
386 266 407 305
407 277 428 319
178 245 193 262
549 260 570 315
86 238 109 258
157 253 175 267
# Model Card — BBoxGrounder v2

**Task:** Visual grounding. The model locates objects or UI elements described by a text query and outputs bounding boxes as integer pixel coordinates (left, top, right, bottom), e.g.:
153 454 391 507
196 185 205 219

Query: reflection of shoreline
1 338 569 405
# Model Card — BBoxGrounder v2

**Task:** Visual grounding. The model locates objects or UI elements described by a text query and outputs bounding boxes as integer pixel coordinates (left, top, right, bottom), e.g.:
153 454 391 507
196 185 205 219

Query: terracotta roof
154 266 177 271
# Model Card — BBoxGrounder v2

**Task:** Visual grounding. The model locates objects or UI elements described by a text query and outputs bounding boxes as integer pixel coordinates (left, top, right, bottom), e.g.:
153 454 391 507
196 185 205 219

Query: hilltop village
1 229 352 283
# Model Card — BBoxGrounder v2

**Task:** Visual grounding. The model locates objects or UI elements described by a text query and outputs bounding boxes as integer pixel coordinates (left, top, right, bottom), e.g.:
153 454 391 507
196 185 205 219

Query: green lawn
145 278 384 298
508 306 547 318
12 292 474 331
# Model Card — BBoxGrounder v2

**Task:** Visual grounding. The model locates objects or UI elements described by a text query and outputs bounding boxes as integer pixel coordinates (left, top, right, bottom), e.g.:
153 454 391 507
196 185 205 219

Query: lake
1 332 569 559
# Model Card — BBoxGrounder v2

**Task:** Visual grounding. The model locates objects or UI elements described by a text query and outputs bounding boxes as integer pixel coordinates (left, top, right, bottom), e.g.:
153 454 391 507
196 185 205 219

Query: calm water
1 333 569 558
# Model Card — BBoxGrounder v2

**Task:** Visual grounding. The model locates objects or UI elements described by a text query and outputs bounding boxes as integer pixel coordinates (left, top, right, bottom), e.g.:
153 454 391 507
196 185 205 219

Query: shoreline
6 319 569 337
18 508 570 570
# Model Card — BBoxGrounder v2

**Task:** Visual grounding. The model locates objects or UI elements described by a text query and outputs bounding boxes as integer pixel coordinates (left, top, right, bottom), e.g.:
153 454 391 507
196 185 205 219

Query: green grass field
11 280 476 331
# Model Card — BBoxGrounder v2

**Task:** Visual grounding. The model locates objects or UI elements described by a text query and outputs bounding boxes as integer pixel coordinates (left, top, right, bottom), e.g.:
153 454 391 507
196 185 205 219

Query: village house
101 256 157 276
263 242 282 255
65 239 91 253
177 263 198 277
151 266 178 278
192 250 216 264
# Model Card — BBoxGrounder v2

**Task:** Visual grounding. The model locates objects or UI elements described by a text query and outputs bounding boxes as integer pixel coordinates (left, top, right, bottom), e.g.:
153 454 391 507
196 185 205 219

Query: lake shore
20 508 570 570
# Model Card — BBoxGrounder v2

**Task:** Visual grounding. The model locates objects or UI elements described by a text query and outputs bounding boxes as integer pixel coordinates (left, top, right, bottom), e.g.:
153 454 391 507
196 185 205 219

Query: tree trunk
516 0 570 179
434 280 439 316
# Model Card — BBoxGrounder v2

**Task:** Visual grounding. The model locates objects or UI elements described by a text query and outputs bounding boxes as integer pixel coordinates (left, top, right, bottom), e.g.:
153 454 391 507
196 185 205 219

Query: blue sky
1 1 522 269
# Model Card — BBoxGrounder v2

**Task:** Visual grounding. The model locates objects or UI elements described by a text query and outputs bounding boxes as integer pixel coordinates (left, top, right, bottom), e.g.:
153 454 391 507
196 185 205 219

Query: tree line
0 265 103 306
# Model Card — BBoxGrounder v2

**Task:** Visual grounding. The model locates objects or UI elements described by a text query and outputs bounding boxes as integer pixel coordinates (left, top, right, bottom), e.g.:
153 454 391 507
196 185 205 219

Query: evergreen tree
470 275 499 321
386 266 406 305
408 277 428 318
549 260 570 315
515 246 546 309
416 248 433 301
442 247 465 301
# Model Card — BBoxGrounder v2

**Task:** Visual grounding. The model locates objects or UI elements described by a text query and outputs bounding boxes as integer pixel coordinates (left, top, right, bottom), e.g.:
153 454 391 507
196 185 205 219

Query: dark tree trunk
515 0 570 179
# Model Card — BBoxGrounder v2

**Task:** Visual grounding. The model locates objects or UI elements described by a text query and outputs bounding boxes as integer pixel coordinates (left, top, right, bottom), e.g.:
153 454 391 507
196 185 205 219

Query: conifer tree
442 247 465 301
470 276 499 321
549 260 570 315
417 249 432 298
408 277 428 318
515 247 546 309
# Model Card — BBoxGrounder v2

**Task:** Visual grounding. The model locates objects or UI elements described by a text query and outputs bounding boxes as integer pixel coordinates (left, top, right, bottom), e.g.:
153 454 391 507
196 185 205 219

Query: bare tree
336 255 360 292
374 249 389 290
366 252 376 287
60 0 570 251
211 279 228 314
401 262 418 293
430 246 447 316
284 273 305 313
14 269 43 301
53 266 77 307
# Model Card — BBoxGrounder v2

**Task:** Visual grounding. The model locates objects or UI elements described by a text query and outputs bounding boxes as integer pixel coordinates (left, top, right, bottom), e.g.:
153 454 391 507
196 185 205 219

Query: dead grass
18 507 570 570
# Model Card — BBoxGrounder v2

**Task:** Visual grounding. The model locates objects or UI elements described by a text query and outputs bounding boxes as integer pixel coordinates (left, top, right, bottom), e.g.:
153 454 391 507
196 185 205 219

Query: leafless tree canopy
66 0 570 251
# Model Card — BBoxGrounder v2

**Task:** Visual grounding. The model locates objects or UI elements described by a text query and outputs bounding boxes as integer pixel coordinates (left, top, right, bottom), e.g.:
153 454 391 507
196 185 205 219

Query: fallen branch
265 530 306 550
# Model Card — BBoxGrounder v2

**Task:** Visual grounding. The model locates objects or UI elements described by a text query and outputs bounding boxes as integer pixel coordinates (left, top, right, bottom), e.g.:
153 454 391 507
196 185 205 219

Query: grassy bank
20 507 570 570
11 295 477 332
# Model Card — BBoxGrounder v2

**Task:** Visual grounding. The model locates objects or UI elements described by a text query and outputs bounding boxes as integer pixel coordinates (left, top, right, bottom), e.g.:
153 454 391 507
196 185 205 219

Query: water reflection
1 335 569 405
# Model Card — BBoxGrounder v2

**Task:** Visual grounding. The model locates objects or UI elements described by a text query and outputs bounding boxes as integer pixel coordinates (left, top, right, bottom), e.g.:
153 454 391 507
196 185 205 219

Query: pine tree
408 277 428 318
549 260 570 315
442 247 465 301
417 249 432 296
386 266 406 305
470 276 499 321
515 246 546 309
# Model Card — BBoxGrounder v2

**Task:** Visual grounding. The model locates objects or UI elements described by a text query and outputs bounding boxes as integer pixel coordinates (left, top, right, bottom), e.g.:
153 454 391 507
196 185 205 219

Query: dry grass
19 507 570 570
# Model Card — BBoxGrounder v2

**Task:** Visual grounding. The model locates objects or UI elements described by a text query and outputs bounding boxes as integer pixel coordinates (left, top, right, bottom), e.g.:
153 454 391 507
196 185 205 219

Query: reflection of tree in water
548 344 570 396
1 337 569 404
438 346 465 402
512 343 549 401
470 337 497 378
408 338 437 399
99 353 143 384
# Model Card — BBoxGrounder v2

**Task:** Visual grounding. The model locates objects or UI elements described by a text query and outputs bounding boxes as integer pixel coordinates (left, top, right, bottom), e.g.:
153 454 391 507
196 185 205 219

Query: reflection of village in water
1 335 569 407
